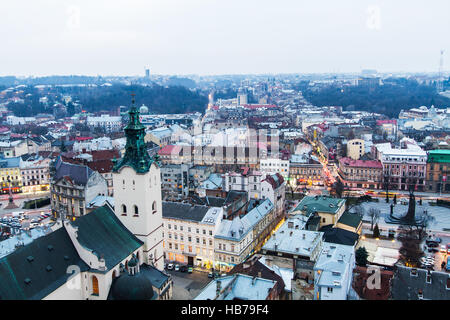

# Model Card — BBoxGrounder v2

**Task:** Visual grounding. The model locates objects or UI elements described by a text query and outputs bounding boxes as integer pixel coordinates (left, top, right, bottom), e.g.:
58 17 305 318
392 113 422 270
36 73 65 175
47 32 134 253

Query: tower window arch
133 205 139 216
152 201 157 214
121 204 127 216
91 276 99 296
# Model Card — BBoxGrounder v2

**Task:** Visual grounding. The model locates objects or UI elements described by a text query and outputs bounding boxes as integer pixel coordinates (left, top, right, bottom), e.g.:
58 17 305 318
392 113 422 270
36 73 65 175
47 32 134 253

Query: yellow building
346 139 364 160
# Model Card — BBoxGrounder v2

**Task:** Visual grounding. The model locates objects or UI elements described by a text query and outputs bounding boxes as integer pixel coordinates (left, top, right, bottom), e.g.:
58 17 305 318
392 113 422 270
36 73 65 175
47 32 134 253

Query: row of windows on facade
122 177 158 188
53 194 84 206
165 233 213 245
388 171 424 177
385 164 425 170
385 157 425 162
228 176 260 183
429 164 447 171
164 223 212 235
292 169 322 175
165 242 213 256
52 201 85 215
261 162 288 167
53 187 83 196
121 202 157 216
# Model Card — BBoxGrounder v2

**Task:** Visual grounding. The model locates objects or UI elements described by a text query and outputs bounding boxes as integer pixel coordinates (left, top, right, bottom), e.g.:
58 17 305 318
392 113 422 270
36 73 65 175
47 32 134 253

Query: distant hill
72 84 207 114
297 79 450 118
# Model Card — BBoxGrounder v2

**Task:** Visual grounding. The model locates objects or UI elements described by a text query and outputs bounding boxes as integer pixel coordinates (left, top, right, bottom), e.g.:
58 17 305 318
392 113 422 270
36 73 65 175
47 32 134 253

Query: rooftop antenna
437 50 444 93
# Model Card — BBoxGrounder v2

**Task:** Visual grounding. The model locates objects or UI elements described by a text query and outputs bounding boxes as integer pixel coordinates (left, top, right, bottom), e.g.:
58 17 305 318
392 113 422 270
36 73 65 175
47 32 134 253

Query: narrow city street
165 269 212 300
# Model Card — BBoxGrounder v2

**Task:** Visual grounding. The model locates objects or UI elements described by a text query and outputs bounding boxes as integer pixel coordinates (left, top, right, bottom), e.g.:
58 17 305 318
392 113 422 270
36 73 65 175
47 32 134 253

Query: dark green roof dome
113 96 159 174
110 272 155 300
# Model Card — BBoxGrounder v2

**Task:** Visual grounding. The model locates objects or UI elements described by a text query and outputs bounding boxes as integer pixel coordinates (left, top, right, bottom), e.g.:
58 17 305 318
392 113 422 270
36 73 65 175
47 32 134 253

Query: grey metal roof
391 266 450 300
162 202 210 222
54 157 94 186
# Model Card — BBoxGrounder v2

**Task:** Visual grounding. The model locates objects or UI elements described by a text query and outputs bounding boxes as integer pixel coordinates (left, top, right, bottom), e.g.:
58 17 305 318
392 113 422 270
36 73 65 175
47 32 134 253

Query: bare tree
352 205 365 220
367 208 380 231
397 209 435 267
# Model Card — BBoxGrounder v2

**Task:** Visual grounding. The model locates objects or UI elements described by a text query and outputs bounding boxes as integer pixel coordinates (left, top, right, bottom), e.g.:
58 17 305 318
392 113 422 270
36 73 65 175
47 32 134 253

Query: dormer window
121 204 127 216
152 201 157 214
133 205 139 216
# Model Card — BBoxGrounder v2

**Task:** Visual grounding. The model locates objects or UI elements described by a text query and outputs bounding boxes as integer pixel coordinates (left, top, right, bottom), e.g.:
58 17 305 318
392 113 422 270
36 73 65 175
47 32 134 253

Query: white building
6 116 36 126
373 138 427 191
20 157 51 193
313 243 355 300
224 170 264 200
260 157 290 179
87 115 122 132
73 137 114 153
162 202 223 268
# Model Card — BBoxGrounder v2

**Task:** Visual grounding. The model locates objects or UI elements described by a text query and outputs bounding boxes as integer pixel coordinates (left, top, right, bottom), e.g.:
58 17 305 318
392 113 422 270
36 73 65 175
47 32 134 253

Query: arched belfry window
133 205 139 216
121 204 127 215
152 201 157 214
92 276 99 296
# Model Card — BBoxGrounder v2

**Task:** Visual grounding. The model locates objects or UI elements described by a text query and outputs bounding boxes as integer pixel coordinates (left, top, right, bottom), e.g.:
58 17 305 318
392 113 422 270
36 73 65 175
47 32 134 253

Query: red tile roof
158 145 181 156
352 266 393 300
73 136 93 141
339 157 382 169
376 119 397 126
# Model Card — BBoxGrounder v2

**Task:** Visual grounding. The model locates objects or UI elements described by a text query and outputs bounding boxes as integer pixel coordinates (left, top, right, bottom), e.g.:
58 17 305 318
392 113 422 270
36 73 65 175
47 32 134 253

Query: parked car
441 245 447 253
427 242 439 248
426 237 442 245
428 247 439 253
167 263 174 270
208 272 214 278
174 264 180 271
180 265 187 272
188 267 193 273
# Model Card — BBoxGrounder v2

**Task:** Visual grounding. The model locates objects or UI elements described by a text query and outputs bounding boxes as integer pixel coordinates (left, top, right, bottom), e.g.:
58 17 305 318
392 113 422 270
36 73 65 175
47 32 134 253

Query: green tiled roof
295 196 346 215
0 228 89 300
0 205 144 300
427 150 450 163
337 211 362 229
72 205 143 270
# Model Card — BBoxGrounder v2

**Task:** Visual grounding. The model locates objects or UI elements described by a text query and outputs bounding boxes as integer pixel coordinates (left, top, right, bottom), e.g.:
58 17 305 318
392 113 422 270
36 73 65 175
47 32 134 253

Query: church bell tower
112 95 164 270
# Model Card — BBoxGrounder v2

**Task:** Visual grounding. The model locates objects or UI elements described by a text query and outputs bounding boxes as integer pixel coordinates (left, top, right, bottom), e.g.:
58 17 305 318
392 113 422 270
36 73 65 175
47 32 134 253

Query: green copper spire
113 95 156 173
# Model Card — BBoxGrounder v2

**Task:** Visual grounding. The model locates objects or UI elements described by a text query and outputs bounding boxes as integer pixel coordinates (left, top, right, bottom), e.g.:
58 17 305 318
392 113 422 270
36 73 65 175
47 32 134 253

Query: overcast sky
1 0 449 76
